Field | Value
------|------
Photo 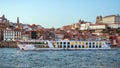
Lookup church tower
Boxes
[2,14,5,19]
[96,16,102,24]
[1,14,6,22]
[16,17,21,29]
[17,17,19,25]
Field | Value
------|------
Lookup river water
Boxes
[0,48,120,68]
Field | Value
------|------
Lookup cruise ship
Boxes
[17,40,111,50]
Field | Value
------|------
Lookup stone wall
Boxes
[0,41,17,48]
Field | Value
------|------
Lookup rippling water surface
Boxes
[0,48,120,68]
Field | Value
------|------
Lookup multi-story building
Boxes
[80,14,120,31]
[102,15,120,24]
[80,23,90,30]
[96,14,120,28]
[3,17,22,41]
[3,28,21,41]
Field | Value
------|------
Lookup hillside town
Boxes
[0,14,120,48]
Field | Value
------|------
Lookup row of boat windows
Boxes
[54,45,102,48]
[53,42,104,45]
[34,45,102,48]
[53,43,103,46]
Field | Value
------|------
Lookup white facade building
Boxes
[80,23,106,30]
[89,24,106,30]
[101,15,120,28]
[102,15,120,24]
[80,23,90,30]
[3,29,21,41]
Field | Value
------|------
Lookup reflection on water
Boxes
[0,48,120,68]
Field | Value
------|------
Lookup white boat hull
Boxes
[17,40,111,50]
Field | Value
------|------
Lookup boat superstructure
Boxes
[17,40,111,50]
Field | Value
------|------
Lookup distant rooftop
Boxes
[104,14,120,18]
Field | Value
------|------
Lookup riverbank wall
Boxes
[0,41,17,48]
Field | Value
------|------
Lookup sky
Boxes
[0,0,120,28]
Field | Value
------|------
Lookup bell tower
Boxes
[15,17,20,28]
[96,16,102,24]
[17,17,19,25]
